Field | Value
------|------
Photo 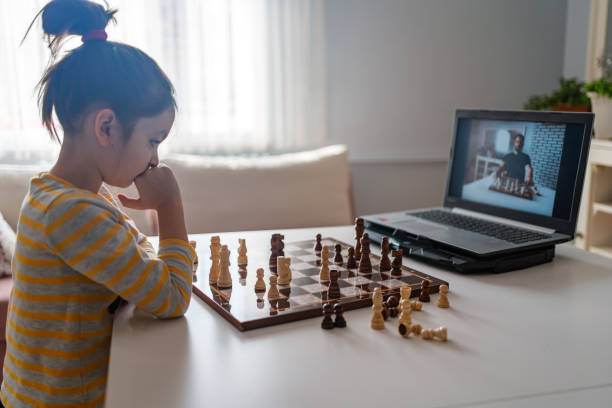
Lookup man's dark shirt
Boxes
[502,151,531,181]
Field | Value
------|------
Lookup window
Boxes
[0,0,326,164]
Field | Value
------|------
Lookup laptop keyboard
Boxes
[411,210,550,244]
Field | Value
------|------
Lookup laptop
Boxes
[363,109,594,258]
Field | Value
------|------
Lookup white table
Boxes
[105,226,612,408]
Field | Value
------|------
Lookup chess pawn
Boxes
[410,324,422,336]
[419,280,431,302]
[397,299,412,337]
[370,287,385,330]
[267,275,280,299]
[333,303,346,328]
[319,246,330,281]
[379,237,391,271]
[237,238,248,267]
[410,300,422,311]
[334,244,343,265]
[321,303,334,330]
[327,270,341,300]
[277,256,292,285]
[254,268,266,292]
[189,240,198,282]
[421,328,434,340]
[346,247,357,269]
[433,326,448,342]
[437,284,450,308]
[216,245,233,288]
[386,295,399,317]
[209,236,221,284]
[400,285,412,301]
[314,234,322,254]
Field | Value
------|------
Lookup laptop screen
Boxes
[445,110,593,234]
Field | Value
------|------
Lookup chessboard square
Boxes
[352,276,374,285]
[336,280,352,289]
[297,254,319,262]
[338,270,356,279]
[280,286,308,296]
[291,262,314,271]
[301,282,327,293]
[401,275,424,285]
[292,276,318,286]
[289,294,322,307]
[291,270,306,279]
[365,273,384,281]
[299,268,321,276]
[383,279,407,289]
[357,282,388,293]
[340,286,366,297]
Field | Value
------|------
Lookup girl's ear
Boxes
[93,108,119,147]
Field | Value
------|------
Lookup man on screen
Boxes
[494,132,534,186]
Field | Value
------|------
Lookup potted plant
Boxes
[523,77,591,112]
[585,54,612,139]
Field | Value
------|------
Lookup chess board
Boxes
[192,238,449,331]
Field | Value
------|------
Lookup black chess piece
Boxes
[346,247,357,269]
[314,234,322,253]
[333,303,346,328]
[321,303,334,329]
[358,233,372,273]
[354,218,365,259]
[379,237,391,271]
[334,244,343,264]
[419,280,431,302]
[387,295,399,317]
[391,249,403,276]
[327,270,341,300]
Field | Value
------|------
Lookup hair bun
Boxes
[41,0,116,36]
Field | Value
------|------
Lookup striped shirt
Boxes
[1,173,195,408]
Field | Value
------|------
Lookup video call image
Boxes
[460,119,565,216]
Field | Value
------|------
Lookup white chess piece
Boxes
[217,245,233,288]
[209,236,221,284]
[254,268,266,292]
[277,257,292,285]
[370,287,385,330]
[319,246,330,281]
[238,238,248,266]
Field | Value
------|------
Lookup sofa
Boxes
[0,144,354,378]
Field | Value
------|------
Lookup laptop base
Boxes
[365,226,555,274]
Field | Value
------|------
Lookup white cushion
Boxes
[162,144,353,234]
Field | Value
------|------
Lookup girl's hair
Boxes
[25,0,177,143]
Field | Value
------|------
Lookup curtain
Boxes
[0,0,326,164]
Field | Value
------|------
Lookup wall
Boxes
[324,0,569,216]
[564,0,591,80]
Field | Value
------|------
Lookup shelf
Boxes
[593,202,612,215]
[589,245,612,260]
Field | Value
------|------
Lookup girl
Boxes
[1,1,194,406]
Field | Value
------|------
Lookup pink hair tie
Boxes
[82,29,107,42]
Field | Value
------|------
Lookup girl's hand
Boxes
[118,164,182,211]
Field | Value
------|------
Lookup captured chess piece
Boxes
[379,237,391,271]
[334,244,343,265]
[267,275,280,299]
[397,298,412,337]
[319,246,330,281]
[327,270,341,300]
[354,217,365,260]
[254,268,266,292]
[419,280,431,302]
[209,236,221,284]
[400,323,422,338]
[321,303,334,330]
[421,328,434,340]
[385,295,399,317]
[189,240,198,282]
[346,247,357,269]
[400,285,411,302]
[333,303,346,328]
[391,249,403,277]
[237,238,248,267]
[410,300,423,311]
[370,287,385,330]
[314,234,322,254]
[432,326,448,341]
[217,245,233,288]
[277,256,292,285]
[437,284,450,308]
[358,233,372,273]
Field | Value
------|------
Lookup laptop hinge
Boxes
[451,208,556,235]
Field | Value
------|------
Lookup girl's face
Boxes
[106,109,175,187]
